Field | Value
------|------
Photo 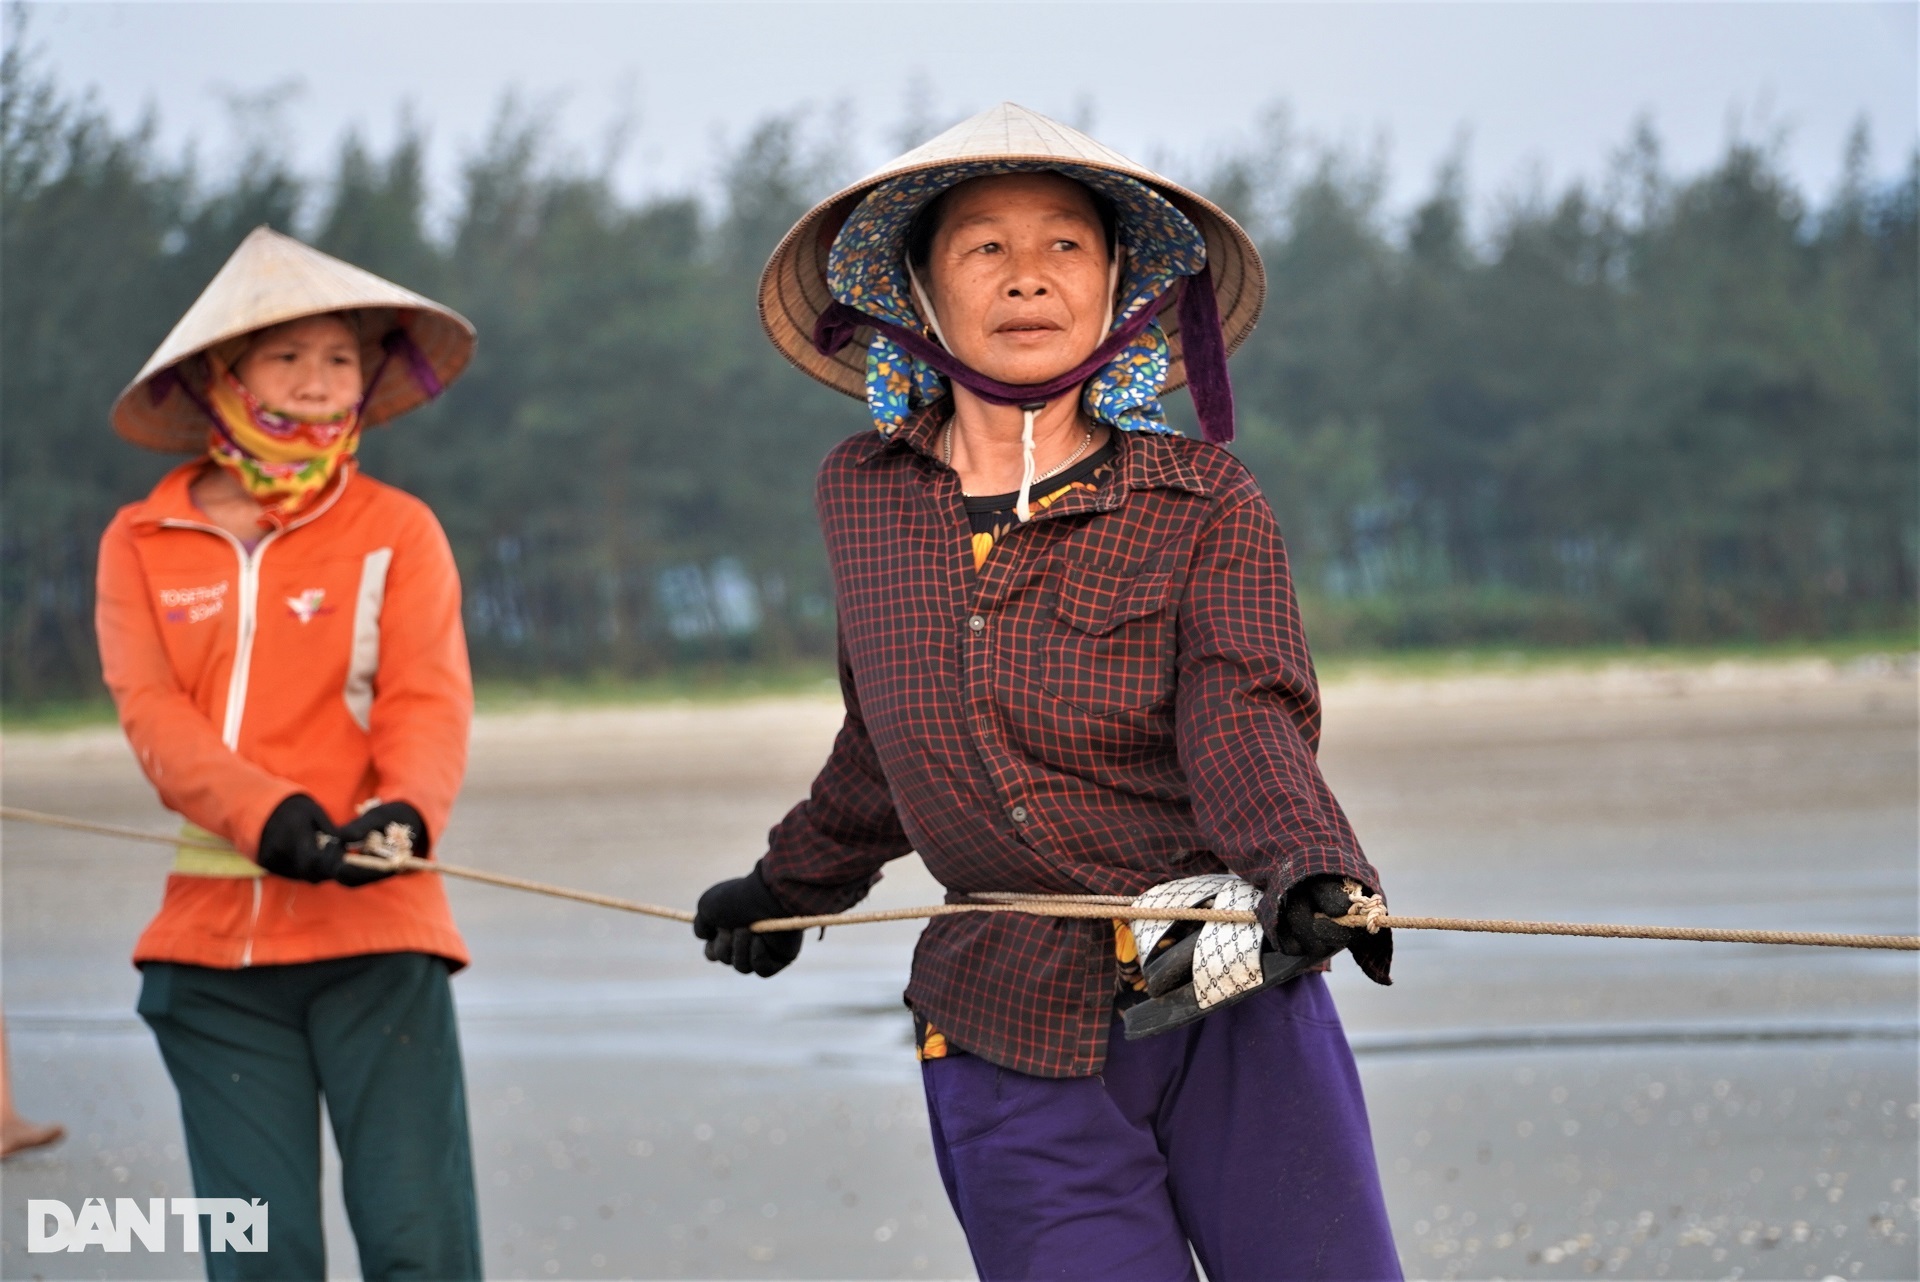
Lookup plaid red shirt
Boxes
[759,405,1385,1077]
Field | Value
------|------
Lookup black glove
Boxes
[333,801,429,887]
[692,867,802,977]
[256,794,343,883]
[1274,874,1393,986]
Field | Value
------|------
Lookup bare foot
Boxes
[0,1116,65,1159]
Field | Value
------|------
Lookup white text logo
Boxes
[159,581,228,624]
[27,1198,267,1253]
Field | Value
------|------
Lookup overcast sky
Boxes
[22,2,1918,229]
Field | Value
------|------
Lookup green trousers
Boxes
[139,952,482,1281]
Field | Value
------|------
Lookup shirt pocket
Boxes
[1039,564,1177,716]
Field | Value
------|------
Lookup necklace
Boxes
[944,422,1098,491]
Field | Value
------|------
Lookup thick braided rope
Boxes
[5,806,1916,951]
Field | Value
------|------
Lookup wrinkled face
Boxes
[921,173,1113,387]
[232,314,363,419]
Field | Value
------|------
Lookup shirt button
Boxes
[1009,804,1029,824]
[968,614,986,633]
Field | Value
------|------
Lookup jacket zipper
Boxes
[155,475,349,968]
[160,520,279,965]
[228,536,274,968]
[222,532,276,750]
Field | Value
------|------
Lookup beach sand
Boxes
[3,658,1914,1279]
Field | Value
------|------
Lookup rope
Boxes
[751,900,1265,933]
[0,806,694,924]
[1321,915,1920,950]
[5,805,1917,951]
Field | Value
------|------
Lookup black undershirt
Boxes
[962,438,1118,535]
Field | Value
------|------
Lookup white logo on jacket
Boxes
[285,588,328,623]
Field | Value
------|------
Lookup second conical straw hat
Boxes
[759,102,1265,403]
[111,226,476,452]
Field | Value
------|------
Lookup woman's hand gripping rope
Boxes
[1116,875,1391,1039]
[338,818,425,876]
[690,869,805,977]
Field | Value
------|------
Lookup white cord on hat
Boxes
[1102,246,1123,337]
[1016,401,1045,523]
[1022,250,1117,523]
[905,259,953,351]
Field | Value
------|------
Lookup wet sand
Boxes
[3,658,1915,1280]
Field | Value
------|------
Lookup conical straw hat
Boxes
[111,226,476,452]
[759,102,1265,403]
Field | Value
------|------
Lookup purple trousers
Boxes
[921,973,1402,1282]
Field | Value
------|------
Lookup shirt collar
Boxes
[896,400,952,462]
[128,457,356,532]
[127,460,220,529]
[1116,430,1211,499]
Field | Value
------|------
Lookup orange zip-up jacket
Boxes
[96,459,471,969]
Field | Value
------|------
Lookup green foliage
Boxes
[2,41,1913,705]
[1221,111,1916,650]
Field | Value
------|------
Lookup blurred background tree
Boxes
[3,40,1913,705]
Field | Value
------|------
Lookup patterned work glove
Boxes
[692,867,803,977]
[1273,873,1393,986]
[333,801,429,887]
[1120,874,1322,1039]
[255,794,343,883]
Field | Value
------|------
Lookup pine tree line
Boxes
[3,47,1913,703]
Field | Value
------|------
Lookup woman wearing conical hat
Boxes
[97,227,481,1279]
[693,105,1402,1278]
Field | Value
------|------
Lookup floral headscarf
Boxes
[823,161,1208,437]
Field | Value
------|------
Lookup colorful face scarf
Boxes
[204,350,362,522]
[816,161,1212,439]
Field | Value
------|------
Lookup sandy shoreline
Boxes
[3,654,1914,1279]
[9,653,1912,757]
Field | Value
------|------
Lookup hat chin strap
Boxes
[904,261,954,353]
